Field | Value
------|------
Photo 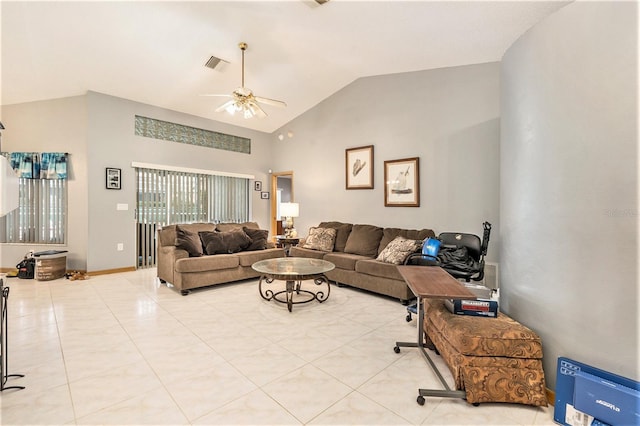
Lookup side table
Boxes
[275,236,300,256]
[393,265,475,405]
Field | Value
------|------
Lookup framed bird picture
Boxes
[345,145,374,190]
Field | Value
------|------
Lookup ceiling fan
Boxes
[202,42,287,119]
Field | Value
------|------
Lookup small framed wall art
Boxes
[261,191,270,199]
[384,157,419,207]
[106,167,121,190]
[345,145,374,189]
[254,181,262,191]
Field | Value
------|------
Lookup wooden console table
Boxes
[394,265,475,405]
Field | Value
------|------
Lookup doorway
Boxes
[270,171,294,237]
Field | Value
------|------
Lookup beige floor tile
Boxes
[193,389,301,425]
[261,364,353,424]
[2,270,554,425]
[75,387,190,425]
[309,391,412,425]
[165,362,257,421]
[67,360,164,418]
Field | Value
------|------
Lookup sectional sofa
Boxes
[157,221,285,295]
[289,221,436,303]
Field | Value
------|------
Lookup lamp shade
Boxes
[0,156,19,216]
[280,202,299,218]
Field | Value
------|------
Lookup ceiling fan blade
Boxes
[215,99,236,113]
[248,101,267,118]
[255,96,287,108]
[200,94,232,98]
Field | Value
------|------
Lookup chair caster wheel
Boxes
[180,290,189,296]
[435,349,440,355]
[472,402,480,407]
[406,314,412,322]
[417,395,425,405]
[393,346,400,354]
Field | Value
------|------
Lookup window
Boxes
[136,168,250,225]
[135,165,250,268]
[0,178,67,244]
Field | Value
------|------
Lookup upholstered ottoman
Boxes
[423,299,548,406]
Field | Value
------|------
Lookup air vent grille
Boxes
[205,56,226,70]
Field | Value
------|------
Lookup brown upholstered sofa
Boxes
[289,221,435,303]
[157,222,285,295]
[423,298,548,406]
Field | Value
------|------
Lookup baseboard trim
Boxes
[1,266,137,276]
[546,387,555,406]
[87,267,137,276]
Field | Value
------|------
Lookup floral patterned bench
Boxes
[423,298,548,406]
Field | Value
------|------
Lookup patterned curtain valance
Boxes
[1,152,68,179]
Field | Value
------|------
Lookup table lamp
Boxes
[280,202,299,238]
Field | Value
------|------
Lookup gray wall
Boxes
[501,1,638,387]
[84,92,275,272]
[1,96,89,271]
[1,92,276,271]
[272,62,501,262]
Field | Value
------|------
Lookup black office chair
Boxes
[438,221,491,282]
[403,222,491,321]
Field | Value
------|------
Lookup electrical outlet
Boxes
[117,243,124,251]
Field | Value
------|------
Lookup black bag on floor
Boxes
[16,257,35,279]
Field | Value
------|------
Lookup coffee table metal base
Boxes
[259,275,330,312]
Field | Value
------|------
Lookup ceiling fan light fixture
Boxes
[204,42,286,120]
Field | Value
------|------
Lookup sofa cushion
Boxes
[236,248,286,267]
[343,224,383,257]
[378,227,436,255]
[355,258,405,280]
[175,254,239,273]
[216,221,260,232]
[323,252,369,271]
[303,227,337,252]
[289,246,326,259]
[175,225,205,257]
[376,236,421,265]
[243,227,269,251]
[200,229,252,255]
[318,221,353,252]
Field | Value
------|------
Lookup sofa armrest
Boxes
[157,245,188,284]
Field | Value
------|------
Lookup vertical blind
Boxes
[135,166,250,268]
[1,178,67,244]
[135,167,250,226]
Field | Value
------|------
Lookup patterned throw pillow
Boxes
[376,236,422,265]
[302,227,337,252]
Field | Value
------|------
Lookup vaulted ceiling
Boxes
[1,1,570,133]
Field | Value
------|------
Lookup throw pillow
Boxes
[343,224,383,257]
[198,231,226,255]
[376,236,422,265]
[243,227,269,251]
[303,227,337,252]
[199,229,252,255]
[175,225,204,257]
[318,221,353,252]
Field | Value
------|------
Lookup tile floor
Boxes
[1,269,556,425]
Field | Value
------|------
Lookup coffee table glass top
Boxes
[252,257,334,277]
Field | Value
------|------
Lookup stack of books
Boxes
[444,298,499,318]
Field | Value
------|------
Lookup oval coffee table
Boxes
[252,258,335,312]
